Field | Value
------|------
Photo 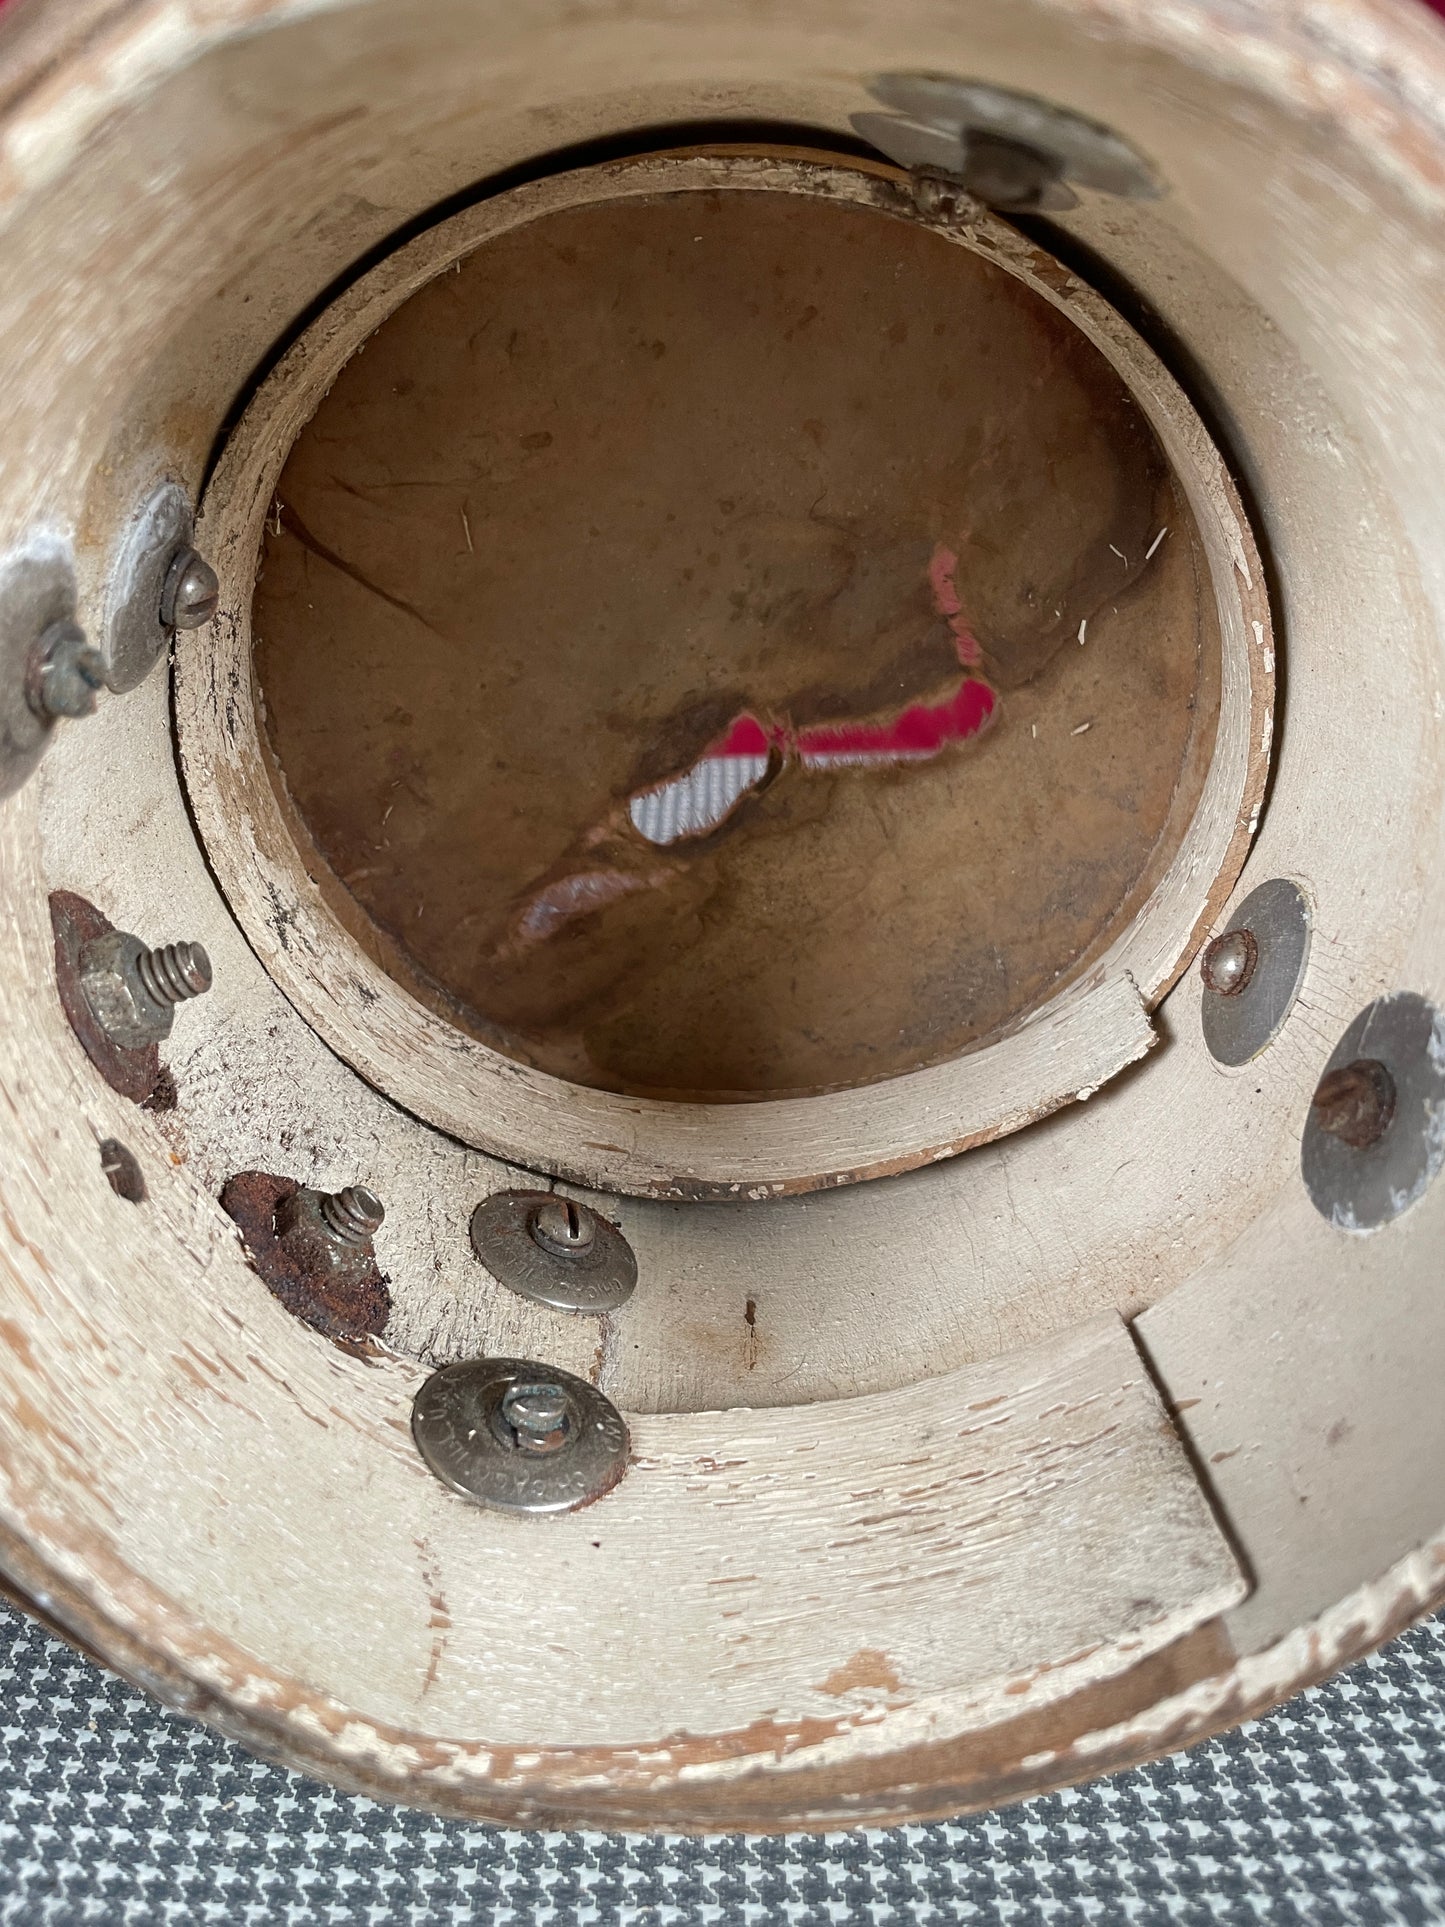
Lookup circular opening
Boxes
[251,155,1222,1103]
[185,151,1268,1194]
[7,0,1439,1829]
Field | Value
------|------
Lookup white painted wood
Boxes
[0,0,1439,1832]
[0,1031,1246,1750]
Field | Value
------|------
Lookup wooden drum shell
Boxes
[0,0,1440,1831]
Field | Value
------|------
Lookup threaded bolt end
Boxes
[135,941,212,1009]
[318,1185,385,1246]
[28,620,104,721]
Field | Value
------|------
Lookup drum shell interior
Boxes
[0,0,1440,1831]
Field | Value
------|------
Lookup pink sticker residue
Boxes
[710,543,992,766]
[927,543,983,667]
[629,543,996,843]
[706,675,995,772]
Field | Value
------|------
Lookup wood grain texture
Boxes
[0,0,1440,1836]
[0,1019,1247,1766]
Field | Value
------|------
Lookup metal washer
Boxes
[0,544,80,799]
[853,74,1163,206]
[1201,877,1312,1068]
[411,1356,629,1515]
[102,481,193,694]
[1302,991,1445,1232]
[470,1189,637,1313]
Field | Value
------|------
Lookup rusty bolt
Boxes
[270,1183,385,1295]
[500,1380,572,1455]
[1201,927,1258,997]
[159,546,220,630]
[79,930,212,1050]
[530,1196,598,1258]
[27,619,105,721]
[1311,1058,1397,1151]
[276,1183,384,1254]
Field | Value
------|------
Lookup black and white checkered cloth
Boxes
[0,1598,1441,1924]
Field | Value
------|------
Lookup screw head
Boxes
[1201,880,1312,1067]
[530,1196,598,1257]
[1201,927,1258,997]
[28,620,104,721]
[1302,993,1445,1230]
[160,547,220,630]
[99,1137,146,1204]
[471,1190,637,1313]
[412,1357,629,1514]
[500,1381,572,1453]
[1311,1058,1397,1151]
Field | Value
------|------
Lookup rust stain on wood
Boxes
[219,1170,391,1351]
[48,890,163,1106]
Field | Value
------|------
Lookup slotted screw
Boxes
[500,1380,572,1453]
[530,1196,598,1258]
[159,546,220,630]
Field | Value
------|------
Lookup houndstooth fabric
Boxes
[0,1598,1442,1925]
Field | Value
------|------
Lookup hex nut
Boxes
[77,932,211,1051]
[220,1169,392,1346]
[79,931,175,1050]
[28,619,104,721]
